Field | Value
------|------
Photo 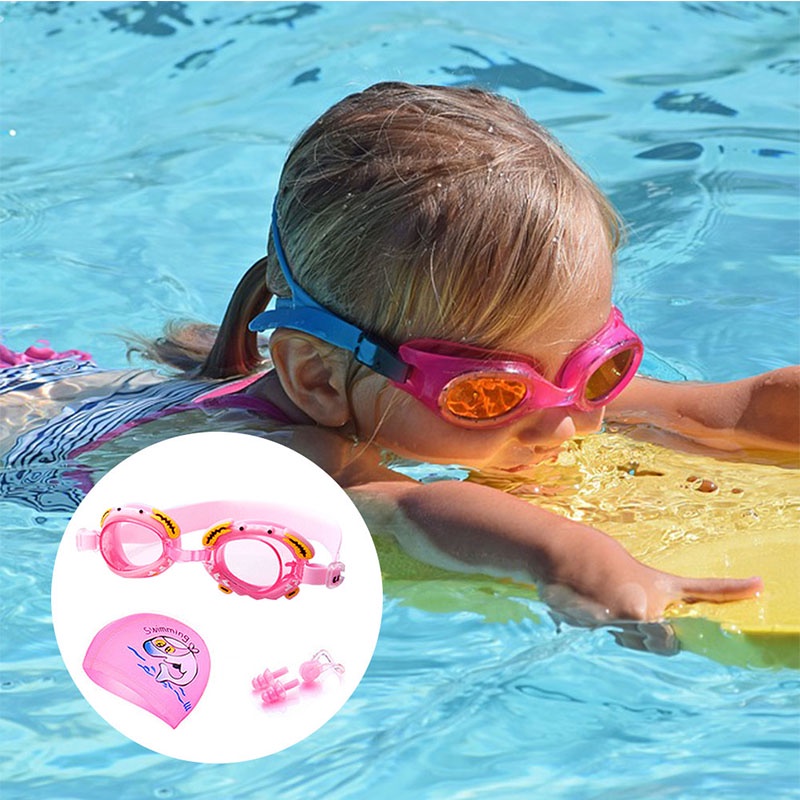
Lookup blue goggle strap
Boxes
[248,204,410,384]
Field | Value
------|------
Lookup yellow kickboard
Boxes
[521,431,799,668]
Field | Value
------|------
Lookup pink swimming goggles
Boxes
[249,203,644,428]
[394,307,643,426]
[77,501,345,600]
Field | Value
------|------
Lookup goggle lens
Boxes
[217,539,282,588]
[584,348,636,404]
[103,522,164,570]
[442,374,528,421]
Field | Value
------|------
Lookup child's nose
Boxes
[573,405,605,435]
[517,405,603,446]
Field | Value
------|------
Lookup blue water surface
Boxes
[1,2,799,799]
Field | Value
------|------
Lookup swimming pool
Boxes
[2,1,799,797]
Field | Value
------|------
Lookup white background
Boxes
[51,432,383,763]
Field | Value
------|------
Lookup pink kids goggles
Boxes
[394,307,643,426]
[249,203,643,428]
[77,501,345,600]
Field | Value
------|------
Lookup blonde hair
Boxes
[270,83,620,346]
[140,82,621,378]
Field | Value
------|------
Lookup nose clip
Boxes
[298,649,345,682]
[253,650,344,706]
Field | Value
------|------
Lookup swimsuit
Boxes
[1,350,291,513]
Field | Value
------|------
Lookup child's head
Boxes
[267,81,621,351]
[205,82,630,472]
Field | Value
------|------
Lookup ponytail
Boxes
[126,257,271,379]
[198,256,271,379]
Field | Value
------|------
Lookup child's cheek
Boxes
[351,376,403,436]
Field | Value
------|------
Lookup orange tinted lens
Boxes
[442,375,528,420]
[585,349,635,402]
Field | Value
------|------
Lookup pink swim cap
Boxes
[83,613,210,729]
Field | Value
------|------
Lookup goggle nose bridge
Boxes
[174,548,209,563]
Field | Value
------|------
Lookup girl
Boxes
[3,82,797,624]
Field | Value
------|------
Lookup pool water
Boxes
[2,2,799,798]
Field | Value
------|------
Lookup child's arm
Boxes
[607,367,800,453]
[277,421,761,624]
[347,478,761,624]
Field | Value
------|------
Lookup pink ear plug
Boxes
[254,650,344,706]
[251,666,289,691]
[260,676,301,703]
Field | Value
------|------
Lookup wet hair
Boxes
[136,82,621,378]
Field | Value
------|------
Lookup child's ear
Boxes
[268,331,352,427]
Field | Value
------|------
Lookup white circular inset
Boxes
[52,432,383,763]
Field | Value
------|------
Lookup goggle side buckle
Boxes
[76,529,100,551]
[326,562,345,588]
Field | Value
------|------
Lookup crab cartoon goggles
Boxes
[76,501,344,600]
[248,203,643,428]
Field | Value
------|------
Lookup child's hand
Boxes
[540,557,763,627]
[545,566,762,655]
